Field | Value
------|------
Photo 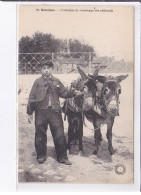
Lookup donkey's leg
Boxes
[67,116,75,153]
[99,129,103,141]
[74,121,79,145]
[93,121,101,155]
[78,117,83,155]
[107,117,115,155]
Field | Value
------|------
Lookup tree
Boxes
[19,32,95,54]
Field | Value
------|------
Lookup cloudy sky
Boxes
[18,5,134,62]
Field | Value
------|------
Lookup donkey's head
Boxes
[76,65,128,116]
[102,75,128,116]
[76,65,98,95]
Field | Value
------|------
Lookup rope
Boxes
[83,116,105,131]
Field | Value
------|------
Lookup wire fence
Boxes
[18,52,133,74]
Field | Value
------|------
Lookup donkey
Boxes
[62,74,86,155]
[85,75,128,155]
[62,66,102,155]
[63,66,128,155]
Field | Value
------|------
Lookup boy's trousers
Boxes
[35,107,68,161]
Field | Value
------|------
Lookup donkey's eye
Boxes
[104,88,109,94]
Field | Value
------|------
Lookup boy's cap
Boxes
[40,61,54,68]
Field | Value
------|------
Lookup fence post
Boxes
[25,63,27,75]
[52,53,54,63]
[89,52,92,73]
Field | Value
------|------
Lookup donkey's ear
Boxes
[93,69,98,77]
[115,74,128,83]
[77,65,88,80]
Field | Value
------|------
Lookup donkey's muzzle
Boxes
[107,100,118,115]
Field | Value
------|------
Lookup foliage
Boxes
[19,32,95,53]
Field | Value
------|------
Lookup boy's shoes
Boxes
[37,156,47,164]
[37,156,71,165]
[58,159,72,165]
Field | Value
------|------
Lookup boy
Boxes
[27,61,82,165]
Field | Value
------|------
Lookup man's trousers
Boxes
[34,107,68,161]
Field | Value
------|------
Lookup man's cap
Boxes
[40,61,54,68]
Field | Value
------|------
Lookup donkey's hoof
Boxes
[78,150,83,156]
[108,148,115,155]
[93,150,98,155]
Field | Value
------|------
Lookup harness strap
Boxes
[65,97,105,131]
[83,116,105,131]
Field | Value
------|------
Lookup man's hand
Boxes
[28,114,33,124]
[75,90,84,97]
[70,87,83,97]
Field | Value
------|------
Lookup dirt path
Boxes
[18,74,133,183]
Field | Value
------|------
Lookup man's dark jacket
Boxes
[27,75,76,115]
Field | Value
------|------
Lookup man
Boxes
[27,61,82,165]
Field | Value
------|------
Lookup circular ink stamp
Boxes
[115,164,126,175]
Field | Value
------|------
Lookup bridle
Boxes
[101,79,120,115]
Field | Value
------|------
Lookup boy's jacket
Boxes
[27,75,76,115]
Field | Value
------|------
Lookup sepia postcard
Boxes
[18,5,134,184]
